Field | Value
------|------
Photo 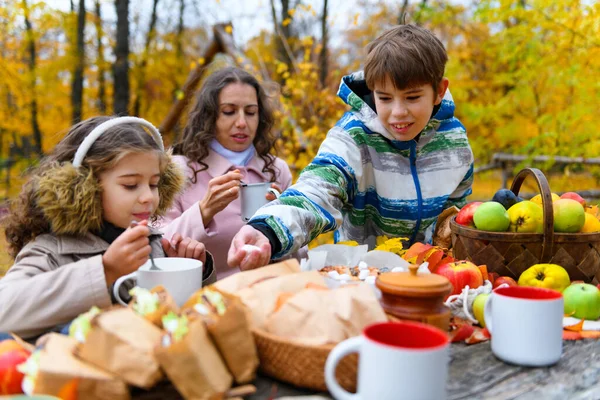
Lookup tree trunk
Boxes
[71,0,85,123]
[133,0,159,117]
[22,0,42,155]
[319,0,328,88]
[95,0,106,114]
[113,0,130,115]
[398,0,409,24]
[269,0,292,70]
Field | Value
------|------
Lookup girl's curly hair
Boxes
[172,66,279,182]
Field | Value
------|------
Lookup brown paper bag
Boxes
[155,317,233,400]
[235,270,327,329]
[75,307,163,389]
[129,285,179,327]
[214,258,300,294]
[265,284,387,345]
[30,334,130,400]
[433,206,459,249]
[182,288,259,384]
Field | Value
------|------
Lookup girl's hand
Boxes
[103,221,151,286]
[161,233,207,264]
[266,183,282,201]
[199,169,244,225]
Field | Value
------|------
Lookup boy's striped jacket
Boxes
[249,71,474,258]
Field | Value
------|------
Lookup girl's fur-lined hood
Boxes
[35,154,185,236]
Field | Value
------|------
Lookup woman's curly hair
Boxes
[172,66,279,182]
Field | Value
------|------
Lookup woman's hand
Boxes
[199,169,244,225]
[266,183,282,201]
[227,225,272,270]
[103,220,151,286]
[161,233,207,264]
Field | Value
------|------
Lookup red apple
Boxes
[436,260,484,296]
[455,202,483,227]
[493,276,518,289]
[487,272,499,286]
[560,192,586,207]
[0,347,29,394]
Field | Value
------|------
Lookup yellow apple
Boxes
[507,201,543,233]
[530,193,560,207]
[472,293,490,328]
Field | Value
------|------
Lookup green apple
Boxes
[553,199,585,233]
[473,202,510,232]
[472,293,490,328]
[507,201,543,233]
[563,283,600,320]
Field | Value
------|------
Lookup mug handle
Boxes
[112,271,137,306]
[484,294,493,334]
[325,336,362,400]
[267,187,280,199]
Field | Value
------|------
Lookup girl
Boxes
[0,116,214,339]
[160,67,293,279]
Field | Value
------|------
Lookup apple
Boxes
[560,192,586,207]
[487,272,500,286]
[530,193,560,207]
[0,344,29,394]
[518,263,571,292]
[553,198,585,233]
[507,201,543,233]
[436,260,484,296]
[473,202,510,232]
[455,202,483,227]
[472,293,490,327]
[581,213,600,233]
[563,283,600,320]
[493,276,518,288]
[492,189,522,210]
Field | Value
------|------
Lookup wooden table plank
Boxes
[133,339,600,399]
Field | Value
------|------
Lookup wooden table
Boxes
[133,339,600,399]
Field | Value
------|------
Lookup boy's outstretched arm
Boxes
[229,128,360,268]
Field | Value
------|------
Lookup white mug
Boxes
[484,285,563,367]
[113,257,203,307]
[240,182,280,222]
[325,321,450,400]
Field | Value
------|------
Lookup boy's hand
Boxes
[199,169,244,225]
[227,225,272,271]
[103,220,151,286]
[161,233,206,264]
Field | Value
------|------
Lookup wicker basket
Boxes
[252,328,358,392]
[450,168,600,284]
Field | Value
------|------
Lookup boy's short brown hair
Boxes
[364,24,448,91]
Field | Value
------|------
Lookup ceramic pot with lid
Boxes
[376,264,453,331]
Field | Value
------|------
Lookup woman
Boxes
[160,67,292,279]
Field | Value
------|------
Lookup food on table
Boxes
[553,198,586,233]
[435,260,483,296]
[68,306,101,343]
[473,201,510,232]
[182,287,259,384]
[319,261,385,284]
[507,201,543,233]
[518,263,570,292]
[0,339,30,394]
[563,283,600,320]
[161,312,190,347]
[129,285,179,328]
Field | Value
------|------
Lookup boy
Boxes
[228,24,474,270]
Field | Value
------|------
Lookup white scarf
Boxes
[209,139,255,166]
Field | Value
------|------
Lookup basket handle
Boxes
[509,167,554,261]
